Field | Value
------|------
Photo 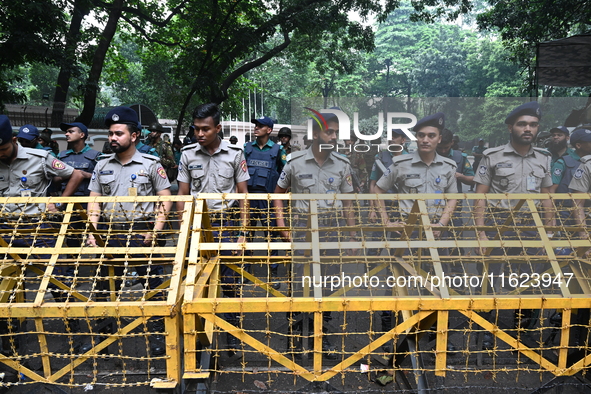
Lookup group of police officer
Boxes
[2,100,591,357]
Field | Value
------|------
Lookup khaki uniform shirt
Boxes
[376,151,458,219]
[88,150,171,221]
[276,148,354,212]
[177,139,249,212]
[473,142,552,209]
[568,155,591,192]
[0,147,74,215]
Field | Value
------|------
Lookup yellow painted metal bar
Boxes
[417,199,448,299]
[163,315,180,388]
[558,308,571,370]
[225,263,286,297]
[166,198,193,306]
[526,199,570,297]
[201,314,316,381]
[314,311,322,376]
[435,310,449,376]
[460,309,559,373]
[0,353,47,382]
[49,316,146,383]
[316,310,432,381]
[309,200,322,300]
[34,317,51,378]
[185,297,591,314]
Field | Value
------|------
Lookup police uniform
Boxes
[376,151,458,220]
[244,138,286,266]
[473,142,552,208]
[89,150,170,221]
[177,139,249,212]
[0,147,74,215]
[568,156,591,193]
[177,136,249,324]
[59,145,101,196]
[277,148,354,212]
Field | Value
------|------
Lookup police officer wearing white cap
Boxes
[86,106,172,356]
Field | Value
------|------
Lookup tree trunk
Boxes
[51,0,90,127]
[77,0,124,126]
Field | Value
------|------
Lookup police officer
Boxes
[229,135,238,145]
[176,103,250,351]
[16,124,56,157]
[547,126,574,164]
[277,127,292,155]
[367,129,408,256]
[470,139,486,191]
[58,122,101,197]
[568,126,591,234]
[86,106,172,356]
[473,102,553,346]
[375,113,458,233]
[473,101,553,254]
[0,115,85,354]
[244,116,286,288]
[273,111,357,359]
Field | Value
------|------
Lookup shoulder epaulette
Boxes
[483,145,504,155]
[331,151,350,164]
[392,154,413,165]
[96,153,114,161]
[441,156,458,168]
[181,143,199,151]
[533,147,551,156]
[26,148,50,158]
[290,150,308,161]
[580,155,591,163]
[139,153,160,161]
[228,144,242,150]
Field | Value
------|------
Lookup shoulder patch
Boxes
[51,159,66,170]
[574,167,584,180]
[553,168,562,176]
[478,165,487,175]
[157,166,167,179]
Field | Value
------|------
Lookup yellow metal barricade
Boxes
[182,193,591,393]
[0,196,192,391]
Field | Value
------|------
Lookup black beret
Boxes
[505,102,541,125]
[414,112,445,132]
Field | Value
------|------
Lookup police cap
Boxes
[505,101,541,125]
[569,127,591,145]
[414,113,445,133]
[392,128,406,136]
[0,115,13,145]
[17,124,40,141]
[549,126,569,136]
[60,122,88,137]
[105,106,140,127]
[251,116,274,129]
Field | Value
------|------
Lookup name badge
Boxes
[298,174,313,179]
[188,164,203,170]
[100,170,114,175]
[526,175,538,191]
[406,174,420,178]
[248,159,271,168]
[496,163,513,168]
